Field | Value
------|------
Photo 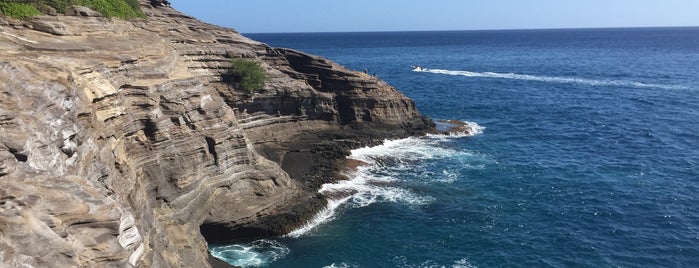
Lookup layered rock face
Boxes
[0,2,432,267]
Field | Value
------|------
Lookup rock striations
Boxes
[0,1,433,267]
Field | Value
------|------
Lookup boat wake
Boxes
[414,67,688,90]
[287,121,485,238]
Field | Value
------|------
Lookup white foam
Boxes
[409,258,478,268]
[395,257,478,268]
[323,262,354,268]
[437,169,459,184]
[286,196,351,238]
[209,239,289,267]
[287,126,486,237]
[415,68,688,90]
[452,258,478,268]
[432,121,485,139]
[287,169,434,237]
[320,173,434,208]
[350,136,468,165]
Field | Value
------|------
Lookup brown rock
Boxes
[0,1,434,267]
[30,18,71,36]
[67,6,101,17]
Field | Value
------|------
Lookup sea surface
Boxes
[211,28,699,267]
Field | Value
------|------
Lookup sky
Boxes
[170,0,699,33]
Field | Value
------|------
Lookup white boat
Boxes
[411,65,427,72]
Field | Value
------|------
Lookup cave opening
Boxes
[200,223,275,245]
[8,148,27,162]
[205,137,218,166]
[141,119,158,141]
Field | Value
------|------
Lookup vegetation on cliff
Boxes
[0,2,40,19]
[228,58,268,93]
[0,0,144,19]
[75,0,144,18]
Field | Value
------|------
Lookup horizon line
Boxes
[241,25,699,35]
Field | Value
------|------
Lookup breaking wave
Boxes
[415,68,688,90]
[286,196,352,238]
[211,122,485,266]
[287,121,484,237]
[433,120,485,138]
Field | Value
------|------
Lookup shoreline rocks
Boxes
[0,1,434,267]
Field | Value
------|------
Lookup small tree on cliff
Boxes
[228,58,267,94]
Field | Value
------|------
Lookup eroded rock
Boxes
[0,1,433,267]
[68,6,101,17]
[30,18,71,35]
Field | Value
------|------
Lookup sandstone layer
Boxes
[0,1,432,267]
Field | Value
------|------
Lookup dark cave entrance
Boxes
[200,223,277,244]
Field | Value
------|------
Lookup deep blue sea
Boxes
[212,28,699,267]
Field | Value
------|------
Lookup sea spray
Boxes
[286,121,485,237]
[209,240,289,267]
[211,121,485,266]
[285,196,352,238]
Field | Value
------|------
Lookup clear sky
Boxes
[170,0,699,33]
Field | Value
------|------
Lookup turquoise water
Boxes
[212,28,699,267]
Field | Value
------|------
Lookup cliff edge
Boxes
[0,1,432,267]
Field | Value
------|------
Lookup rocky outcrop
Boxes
[0,1,432,267]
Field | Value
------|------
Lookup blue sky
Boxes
[170,0,699,33]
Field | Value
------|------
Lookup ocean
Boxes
[211,28,699,267]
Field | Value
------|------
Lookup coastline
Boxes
[206,120,484,265]
[0,2,435,267]
[210,26,699,268]
[209,253,238,268]
[206,131,426,266]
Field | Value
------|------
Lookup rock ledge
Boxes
[0,1,433,267]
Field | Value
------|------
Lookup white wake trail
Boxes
[415,68,688,90]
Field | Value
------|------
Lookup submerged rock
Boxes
[0,1,433,267]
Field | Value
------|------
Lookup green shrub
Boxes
[41,0,74,14]
[0,0,76,15]
[123,0,139,10]
[75,0,145,19]
[229,59,268,93]
[0,0,145,19]
[0,2,41,19]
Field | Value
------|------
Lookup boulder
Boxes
[45,6,58,16]
[67,6,101,17]
[30,19,71,35]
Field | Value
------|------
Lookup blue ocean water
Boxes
[212,28,699,267]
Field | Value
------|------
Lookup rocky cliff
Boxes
[0,1,432,267]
